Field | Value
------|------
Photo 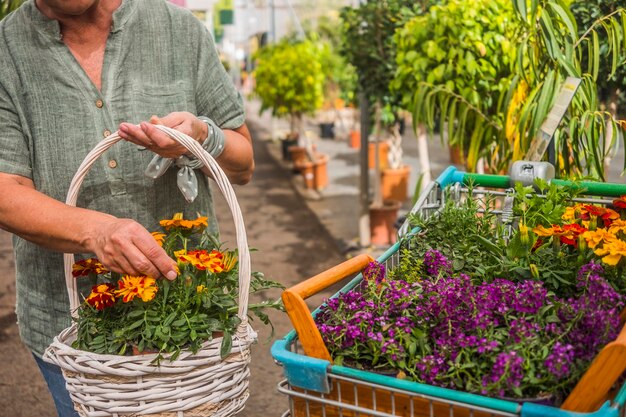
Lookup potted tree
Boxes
[340,0,433,244]
[254,38,330,189]
[393,0,517,174]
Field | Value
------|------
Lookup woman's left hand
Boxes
[118,112,208,159]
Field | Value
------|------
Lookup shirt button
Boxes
[103,129,111,137]
[95,99,103,108]
[108,159,118,169]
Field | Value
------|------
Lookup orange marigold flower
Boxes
[583,205,620,227]
[72,258,108,278]
[560,223,587,246]
[613,196,626,210]
[151,232,166,247]
[583,228,617,249]
[160,213,209,231]
[85,283,116,310]
[116,275,158,303]
[532,224,562,237]
[595,239,626,266]
[178,249,226,273]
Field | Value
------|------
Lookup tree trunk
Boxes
[416,124,432,197]
[604,88,621,175]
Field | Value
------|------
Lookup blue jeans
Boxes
[34,355,80,417]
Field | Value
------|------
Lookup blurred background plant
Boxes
[253,38,325,154]
[393,0,517,173]
[508,0,626,180]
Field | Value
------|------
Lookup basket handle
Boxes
[560,322,626,412]
[63,126,251,322]
[282,254,374,362]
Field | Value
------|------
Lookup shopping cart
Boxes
[271,165,626,417]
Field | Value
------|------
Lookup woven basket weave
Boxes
[43,126,256,416]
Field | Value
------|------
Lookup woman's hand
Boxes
[118,112,208,159]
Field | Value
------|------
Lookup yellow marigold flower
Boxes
[85,283,116,310]
[72,258,108,278]
[197,285,207,293]
[222,252,238,272]
[609,219,626,235]
[562,204,587,222]
[116,275,158,303]
[583,228,616,249]
[595,239,626,266]
[151,232,166,247]
[160,213,208,231]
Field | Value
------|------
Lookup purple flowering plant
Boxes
[315,254,623,401]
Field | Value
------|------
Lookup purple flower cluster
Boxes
[315,255,624,400]
[423,249,451,277]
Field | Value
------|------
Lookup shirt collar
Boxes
[25,0,136,41]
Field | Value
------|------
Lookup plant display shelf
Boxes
[271,166,626,417]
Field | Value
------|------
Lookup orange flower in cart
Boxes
[613,196,626,210]
[583,228,617,249]
[72,258,108,277]
[560,224,588,246]
[594,239,626,266]
[159,212,208,231]
[584,205,619,228]
[532,224,563,237]
[85,283,116,310]
[116,275,158,302]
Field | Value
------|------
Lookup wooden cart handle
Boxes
[282,254,374,362]
[561,321,626,412]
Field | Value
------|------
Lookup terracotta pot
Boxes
[288,146,308,167]
[381,165,411,202]
[313,154,329,190]
[369,200,401,246]
[368,141,389,170]
[295,154,329,190]
[349,130,361,149]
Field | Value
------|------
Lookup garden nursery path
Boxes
[0,129,345,416]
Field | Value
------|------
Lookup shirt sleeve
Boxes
[192,22,245,130]
[0,78,32,179]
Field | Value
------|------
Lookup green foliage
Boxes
[392,0,517,171]
[254,39,325,121]
[73,219,283,361]
[571,0,626,114]
[339,0,434,125]
[510,1,626,179]
[0,0,23,20]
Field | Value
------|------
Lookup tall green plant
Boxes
[253,39,325,144]
[509,0,626,179]
[340,0,435,193]
[571,1,626,115]
[392,0,518,172]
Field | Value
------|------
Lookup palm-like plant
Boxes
[510,0,626,179]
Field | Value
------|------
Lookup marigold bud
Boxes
[529,264,539,279]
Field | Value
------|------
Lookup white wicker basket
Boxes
[43,126,256,416]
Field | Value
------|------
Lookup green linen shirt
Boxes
[0,0,245,356]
